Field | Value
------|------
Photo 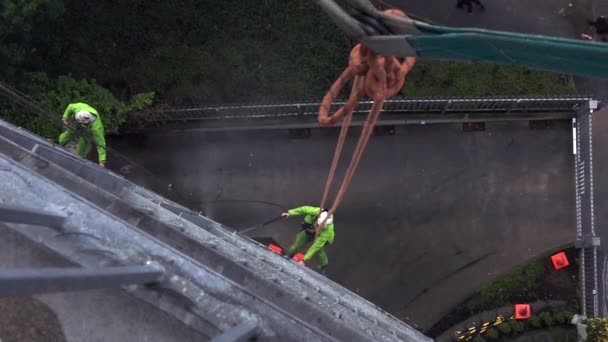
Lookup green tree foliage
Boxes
[0,0,65,80]
[0,0,579,144]
[1,0,576,110]
[1,72,153,139]
[116,0,350,104]
[586,318,608,342]
[1,0,64,32]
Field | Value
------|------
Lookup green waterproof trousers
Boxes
[58,130,93,159]
[288,230,328,267]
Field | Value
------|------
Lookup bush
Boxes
[1,72,154,139]
[529,315,543,328]
[465,259,546,311]
[472,335,486,342]
[554,311,574,325]
[459,311,575,342]
[539,311,555,327]
[485,328,499,340]
[523,259,546,286]
[509,320,525,335]
[586,318,608,342]
[497,322,512,335]
[403,61,576,97]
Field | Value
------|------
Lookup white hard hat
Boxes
[75,110,95,124]
[317,211,333,227]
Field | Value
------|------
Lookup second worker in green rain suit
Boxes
[281,206,335,275]
[58,102,107,167]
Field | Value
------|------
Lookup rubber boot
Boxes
[319,266,328,277]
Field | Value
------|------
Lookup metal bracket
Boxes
[0,205,66,228]
[0,266,164,297]
[576,100,599,117]
[575,236,601,248]
[210,320,258,342]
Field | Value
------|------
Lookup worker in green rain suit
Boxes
[58,102,107,167]
[281,206,335,275]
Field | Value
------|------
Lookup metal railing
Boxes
[574,101,601,318]
[132,96,592,124]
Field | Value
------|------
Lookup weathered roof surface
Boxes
[0,119,430,341]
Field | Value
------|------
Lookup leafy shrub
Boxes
[403,61,575,97]
[472,335,486,342]
[529,315,543,328]
[586,318,608,342]
[465,259,546,312]
[497,322,512,335]
[485,328,499,340]
[509,320,525,335]
[539,311,555,327]
[554,311,574,325]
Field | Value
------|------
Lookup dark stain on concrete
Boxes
[404,251,496,306]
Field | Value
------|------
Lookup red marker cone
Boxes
[551,252,569,270]
[515,304,531,320]
[268,243,283,254]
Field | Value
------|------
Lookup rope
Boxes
[319,76,361,209]
[316,9,416,235]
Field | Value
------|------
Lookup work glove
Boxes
[281,212,289,218]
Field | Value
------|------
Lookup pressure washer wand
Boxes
[238,215,285,235]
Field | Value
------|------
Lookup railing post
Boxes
[0,205,66,228]
[441,99,452,114]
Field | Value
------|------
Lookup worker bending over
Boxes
[58,102,107,167]
[281,206,335,275]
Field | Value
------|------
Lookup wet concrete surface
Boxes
[112,120,575,330]
[0,297,66,342]
[0,224,203,342]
